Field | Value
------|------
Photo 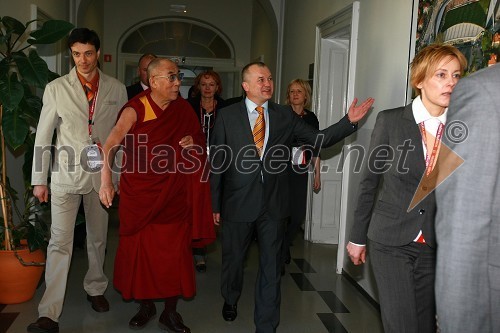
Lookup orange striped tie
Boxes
[253,106,265,156]
[84,82,94,105]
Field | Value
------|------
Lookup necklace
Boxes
[200,99,217,133]
[295,109,306,118]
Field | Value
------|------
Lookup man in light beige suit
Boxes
[28,28,127,333]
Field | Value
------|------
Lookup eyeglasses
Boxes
[154,73,185,82]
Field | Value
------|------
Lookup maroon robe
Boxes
[113,91,214,299]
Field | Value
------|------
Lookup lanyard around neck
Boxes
[419,121,444,176]
[87,83,99,138]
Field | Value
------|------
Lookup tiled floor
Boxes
[1,213,383,333]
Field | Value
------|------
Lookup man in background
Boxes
[435,63,500,332]
[126,53,157,99]
[28,28,127,333]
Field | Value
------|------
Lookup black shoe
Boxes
[129,301,156,329]
[222,302,237,321]
[158,311,191,332]
[27,317,59,333]
[195,261,207,273]
[86,294,110,312]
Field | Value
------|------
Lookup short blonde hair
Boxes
[410,44,467,96]
[285,79,312,109]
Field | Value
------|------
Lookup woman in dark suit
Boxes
[282,79,321,270]
[188,70,225,272]
[346,44,467,333]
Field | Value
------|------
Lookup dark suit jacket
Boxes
[126,82,144,100]
[349,103,437,247]
[210,100,356,223]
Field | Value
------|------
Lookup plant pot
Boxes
[0,242,45,304]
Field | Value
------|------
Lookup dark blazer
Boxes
[187,94,226,114]
[349,103,437,247]
[210,100,356,223]
[126,82,144,100]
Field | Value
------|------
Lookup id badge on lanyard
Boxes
[85,141,103,171]
[85,88,102,171]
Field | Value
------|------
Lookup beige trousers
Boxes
[38,189,109,321]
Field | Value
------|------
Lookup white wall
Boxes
[0,0,68,23]
[281,0,415,300]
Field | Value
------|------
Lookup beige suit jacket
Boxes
[32,67,127,194]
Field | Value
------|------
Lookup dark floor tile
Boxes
[317,313,348,333]
[293,258,316,273]
[342,270,381,312]
[318,291,349,313]
[0,312,19,333]
[289,273,316,291]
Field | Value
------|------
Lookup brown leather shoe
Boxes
[158,311,191,332]
[129,301,156,329]
[86,294,110,312]
[27,317,59,333]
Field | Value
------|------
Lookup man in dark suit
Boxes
[126,53,156,100]
[210,61,374,333]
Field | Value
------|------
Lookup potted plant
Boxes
[0,15,74,304]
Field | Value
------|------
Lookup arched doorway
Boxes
[117,17,238,98]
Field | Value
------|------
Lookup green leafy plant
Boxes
[0,16,74,252]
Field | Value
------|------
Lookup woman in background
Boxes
[188,70,225,272]
[346,44,467,332]
[282,79,321,272]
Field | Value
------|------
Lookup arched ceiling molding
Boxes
[254,0,281,100]
[256,0,278,35]
[75,0,86,26]
[118,17,235,60]
[76,0,96,27]
[267,0,281,24]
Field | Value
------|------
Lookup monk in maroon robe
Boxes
[99,58,214,333]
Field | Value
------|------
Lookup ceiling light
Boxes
[170,4,187,13]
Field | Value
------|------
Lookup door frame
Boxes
[306,1,360,273]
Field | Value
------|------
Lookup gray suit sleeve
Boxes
[349,111,389,244]
[435,66,500,332]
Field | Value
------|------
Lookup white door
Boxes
[305,2,360,248]
[308,38,349,244]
